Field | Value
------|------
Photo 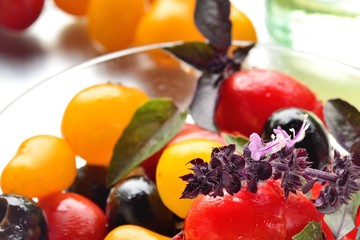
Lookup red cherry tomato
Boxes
[0,0,44,30]
[215,69,324,137]
[38,192,107,240]
[141,123,225,182]
[183,180,322,240]
[283,191,322,239]
[184,180,287,240]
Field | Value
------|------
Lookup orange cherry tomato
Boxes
[53,0,90,16]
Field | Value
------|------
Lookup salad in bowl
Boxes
[0,0,360,239]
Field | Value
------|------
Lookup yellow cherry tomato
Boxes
[1,135,77,198]
[53,0,90,16]
[156,138,222,218]
[134,1,257,46]
[104,224,170,240]
[86,0,147,52]
[61,83,149,166]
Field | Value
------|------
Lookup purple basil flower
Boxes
[248,114,310,161]
[180,115,360,214]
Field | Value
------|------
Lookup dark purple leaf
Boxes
[248,178,258,193]
[257,161,272,180]
[222,171,232,186]
[351,140,360,166]
[324,99,360,152]
[190,72,223,132]
[164,42,229,73]
[194,0,231,53]
[179,173,194,182]
[302,179,317,194]
[232,43,256,70]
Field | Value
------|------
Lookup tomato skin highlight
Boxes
[215,69,324,137]
[0,0,44,30]
[38,192,107,240]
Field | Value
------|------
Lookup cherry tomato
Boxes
[141,123,224,182]
[104,224,170,240]
[283,191,322,239]
[215,69,324,137]
[38,192,107,240]
[183,180,322,240]
[184,180,287,240]
[0,0,44,30]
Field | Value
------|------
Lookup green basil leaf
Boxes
[292,221,323,240]
[324,99,360,152]
[223,133,248,152]
[106,98,187,187]
[324,192,360,239]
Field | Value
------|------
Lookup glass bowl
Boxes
[0,40,359,177]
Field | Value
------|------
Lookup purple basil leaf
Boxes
[164,41,229,73]
[302,179,317,194]
[194,0,232,53]
[190,72,223,132]
[232,43,256,70]
[324,192,360,239]
[351,140,360,166]
[324,99,360,152]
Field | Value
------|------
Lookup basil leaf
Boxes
[324,99,360,152]
[164,42,229,73]
[189,72,222,132]
[232,43,256,70]
[351,140,360,166]
[106,98,187,187]
[223,133,248,152]
[194,0,232,53]
[324,192,360,239]
[292,221,323,240]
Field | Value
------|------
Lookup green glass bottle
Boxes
[265,0,360,67]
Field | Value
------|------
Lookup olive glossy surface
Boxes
[106,175,177,236]
[0,194,48,240]
[68,164,109,211]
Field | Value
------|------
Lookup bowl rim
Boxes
[1,40,359,116]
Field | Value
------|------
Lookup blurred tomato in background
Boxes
[0,0,45,30]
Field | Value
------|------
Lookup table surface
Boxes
[0,0,267,112]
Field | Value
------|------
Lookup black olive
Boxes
[0,194,48,240]
[262,108,331,169]
[106,175,177,236]
[68,165,110,211]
